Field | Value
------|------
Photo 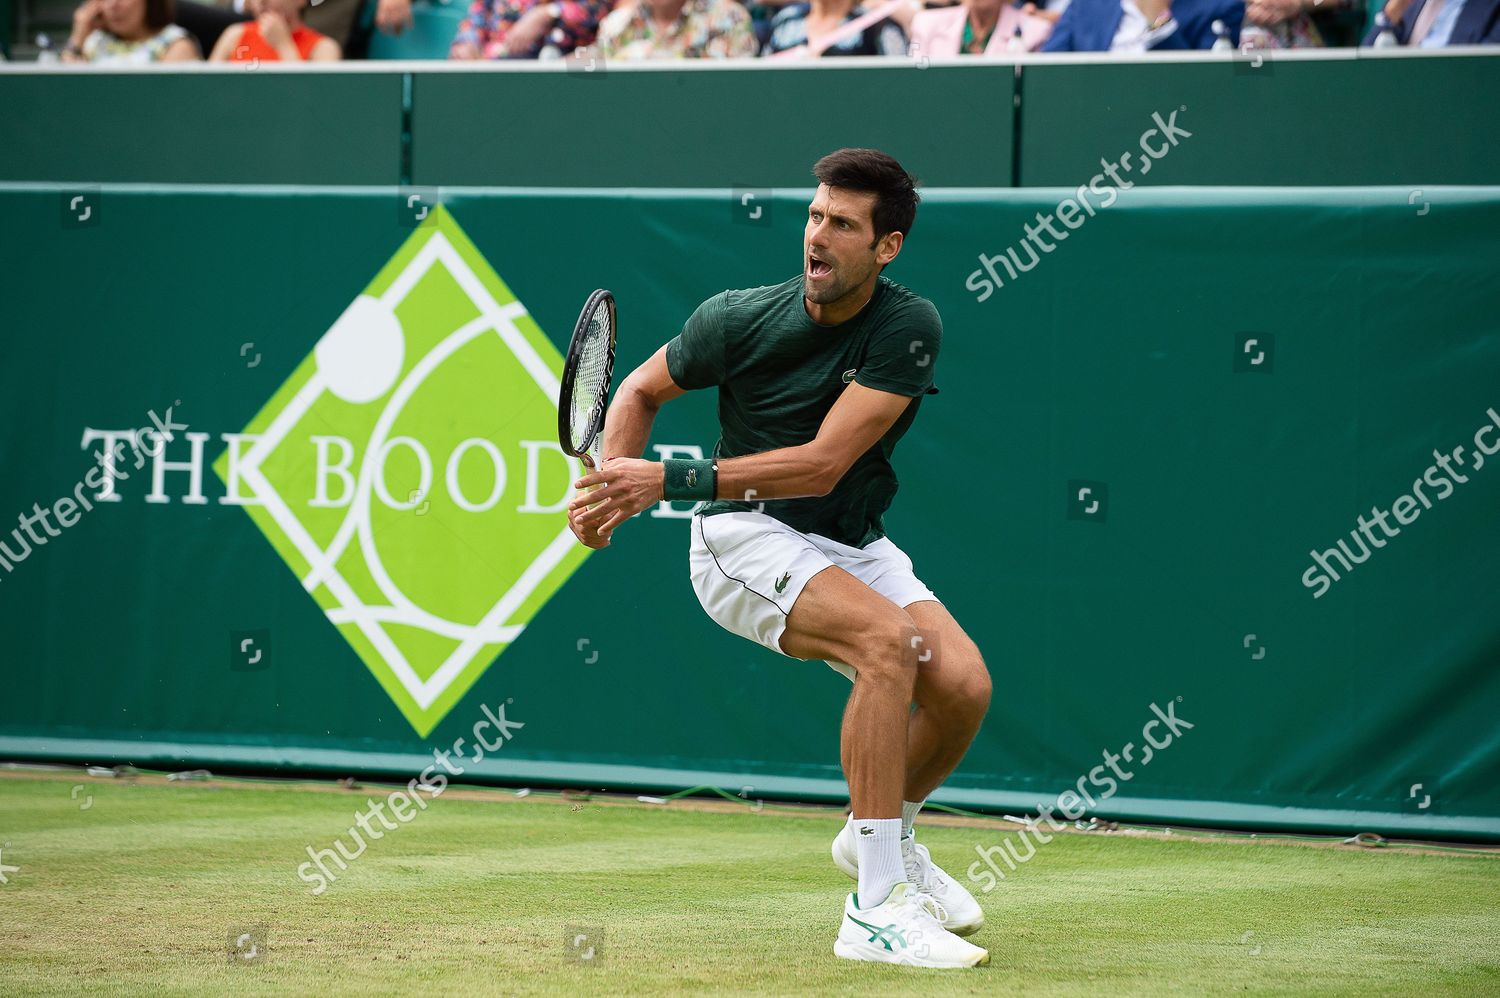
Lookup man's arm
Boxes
[600,344,686,465]
[569,380,918,536]
[714,383,914,502]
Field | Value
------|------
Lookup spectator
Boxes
[1042,0,1242,50]
[173,1,251,57]
[170,0,369,54]
[450,0,613,58]
[1363,0,1500,44]
[63,0,201,61]
[209,0,340,59]
[1026,0,1070,22]
[764,0,908,55]
[909,0,1055,53]
[1240,0,1334,46]
[746,0,797,49]
[595,0,758,58]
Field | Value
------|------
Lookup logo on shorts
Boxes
[841,368,857,384]
[774,571,791,594]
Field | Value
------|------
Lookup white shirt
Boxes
[1421,0,1470,46]
[80,24,190,65]
[1111,0,1179,51]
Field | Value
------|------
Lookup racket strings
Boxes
[569,309,613,453]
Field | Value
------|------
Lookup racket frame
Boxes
[557,288,618,469]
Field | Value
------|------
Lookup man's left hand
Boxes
[567,457,666,537]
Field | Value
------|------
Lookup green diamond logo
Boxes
[214,206,589,736]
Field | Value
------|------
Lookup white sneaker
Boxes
[832,824,986,936]
[834,882,990,968]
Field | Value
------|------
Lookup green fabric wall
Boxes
[1,184,1495,841]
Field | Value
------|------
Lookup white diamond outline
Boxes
[231,226,582,715]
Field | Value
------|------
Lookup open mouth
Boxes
[807,257,833,279]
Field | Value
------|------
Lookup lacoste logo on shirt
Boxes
[774,572,791,594]
[842,368,857,383]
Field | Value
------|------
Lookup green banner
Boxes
[1,184,1496,842]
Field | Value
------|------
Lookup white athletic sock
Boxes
[853,817,904,909]
[901,799,925,839]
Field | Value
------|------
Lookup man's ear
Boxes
[876,230,904,268]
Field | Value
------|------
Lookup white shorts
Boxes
[688,510,939,679]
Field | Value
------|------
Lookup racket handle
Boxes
[580,443,604,508]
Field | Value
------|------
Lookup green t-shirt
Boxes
[665,275,941,548]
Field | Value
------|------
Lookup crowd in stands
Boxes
[60,0,341,62]
[51,0,1500,64]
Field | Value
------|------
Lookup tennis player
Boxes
[566,148,991,969]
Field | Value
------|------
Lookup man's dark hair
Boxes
[812,148,920,242]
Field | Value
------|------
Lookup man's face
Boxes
[803,185,888,307]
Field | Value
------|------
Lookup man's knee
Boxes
[849,614,922,685]
[962,654,994,712]
[929,646,992,715]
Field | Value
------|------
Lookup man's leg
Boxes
[822,596,993,937]
[902,600,993,803]
[776,560,990,967]
[802,535,993,942]
[779,564,921,900]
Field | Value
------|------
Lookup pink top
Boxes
[908,4,1053,56]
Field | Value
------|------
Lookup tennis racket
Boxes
[558,289,618,506]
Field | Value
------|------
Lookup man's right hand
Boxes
[568,503,611,549]
[568,455,611,549]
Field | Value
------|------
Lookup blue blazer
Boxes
[1362,0,1500,44]
[1043,0,1245,51]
